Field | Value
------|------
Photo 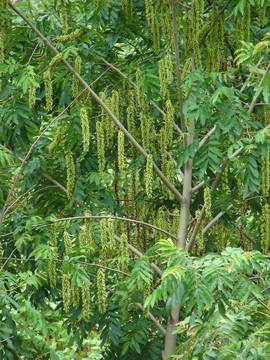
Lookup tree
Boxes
[0,0,270,359]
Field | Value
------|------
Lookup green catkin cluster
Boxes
[152,17,160,53]
[164,100,174,147]
[60,0,68,35]
[52,29,82,42]
[155,206,168,240]
[65,150,75,199]
[62,272,71,312]
[204,187,211,220]
[0,34,4,91]
[0,243,3,267]
[126,104,135,135]
[48,124,67,156]
[96,121,105,172]
[261,203,270,253]
[82,280,90,321]
[119,233,129,272]
[85,211,92,247]
[262,148,269,197]
[165,52,173,85]
[28,67,37,109]
[71,283,80,308]
[158,59,167,100]
[48,219,58,288]
[204,6,224,72]
[163,159,174,200]
[144,0,160,52]
[160,0,173,44]
[49,53,64,68]
[172,209,180,237]
[44,70,53,112]
[143,282,150,316]
[100,219,108,253]
[64,230,72,254]
[97,268,107,314]
[235,4,250,47]
[258,4,266,27]
[211,224,224,253]
[111,90,121,119]
[195,209,204,255]
[79,230,87,248]
[261,148,270,253]
[118,130,125,171]
[145,154,153,199]
[108,218,116,253]
[140,112,153,152]
[0,0,10,35]
[80,107,90,152]
[190,0,204,68]
[145,0,155,34]
[72,56,81,98]
[122,0,133,22]
[191,0,204,38]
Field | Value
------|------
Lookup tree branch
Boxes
[199,0,233,46]
[134,302,167,335]
[198,125,216,150]
[186,156,230,252]
[32,215,179,241]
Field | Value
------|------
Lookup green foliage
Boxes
[0,0,270,359]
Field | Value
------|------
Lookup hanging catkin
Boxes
[48,218,58,288]
[62,272,71,312]
[85,211,93,247]
[28,67,37,109]
[80,107,90,152]
[82,280,90,321]
[145,154,153,199]
[260,204,270,253]
[65,150,75,199]
[100,219,108,253]
[203,187,211,220]
[164,100,174,147]
[96,268,107,314]
[118,130,125,171]
[195,209,204,255]
[119,233,129,272]
[158,59,167,100]
[0,34,4,91]
[60,0,68,34]
[44,70,53,112]
[71,283,80,308]
[108,218,116,253]
[262,149,269,197]
[122,0,133,22]
[64,230,72,254]
[160,0,172,43]
[96,121,105,172]
[72,56,81,97]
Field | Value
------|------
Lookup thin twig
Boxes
[32,215,178,241]
[134,302,167,335]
